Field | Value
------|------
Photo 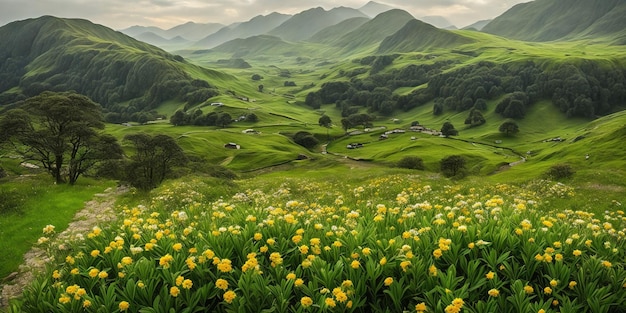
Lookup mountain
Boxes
[121,22,224,42]
[267,7,367,42]
[210,35,307,58]
[194,12,291,48]
[378,19,475,53]
[359,1,395,17]
[165,22,224,41]
[0,16,220,113]
[334,9,415,52]
[135,32,190,47]
[482,0,626,42]
[308,17,370,45]
[462,19,491,31]
[420,16,455,29]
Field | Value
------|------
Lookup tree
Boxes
[124,133,187,190]
[251,74,263,81]
[397,156,424,170]
[499,120,519,136]
[464,110,486,127]
[0,91,122,184]
[258,84,264,93]
[441,121,458,137]
[440,155,466,178]
[217,113,232,128]
[293,131,319,149]
[246,113,258,123]
[318,115,332,128]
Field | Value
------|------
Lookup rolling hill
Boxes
[267,7,367,42]
[333,9,416,52]
[358,1,394,17]
[194,13,291,49]
[378,19,475,53]
[482,0,626,43]
[120,22,224,41]
[307,17,370,45]
[0,16,223,114]
[210,35,309,58]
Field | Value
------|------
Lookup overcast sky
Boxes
[0,0,529,30]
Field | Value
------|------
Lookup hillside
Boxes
[121,22,224,41]
[0,16,222,118]
[194,13,291,49]
[267,7,367,42]
[210,35,308,58]
[334,9,415,52]
[462,19,491,31]
[308,17,370,45]
[482,0,626,42]
[378,19,475,53]
[420,15,455,29]
[359,1,394,17]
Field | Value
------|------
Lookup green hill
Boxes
[268,7,367,42]
[378,19,476,53]
[482,0,626,43]
[334,9,415,52]
[210,35,310,58]
[0,16,226,121]
[308,17,370,45]
[194,13,292,49]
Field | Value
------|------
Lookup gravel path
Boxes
[0,186,126,308]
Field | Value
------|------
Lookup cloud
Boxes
[0,0,528,30]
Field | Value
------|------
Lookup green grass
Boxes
[0,175,115,279]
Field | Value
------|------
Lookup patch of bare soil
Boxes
[0,186,127,308]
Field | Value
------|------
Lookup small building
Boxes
[224,143,240,149]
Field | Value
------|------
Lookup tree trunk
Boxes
[55,154,65,184]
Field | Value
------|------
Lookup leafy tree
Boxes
[499,120,520,136]
[251,74,263,81]
[319,115,332,139]
[305,92,322,109]
[545,164,574,180]
[246,113,258,123]
[124,133,187,190]
[217,113,232,128]
[464,110,486,127]
[170,110,186,126]
[293,131,319,149]
[441,121,458,137]
[258,84,264,93]
[440,155,466,178]
[397,156,424,170]
[341,118,352,132]
[0,91,122,184]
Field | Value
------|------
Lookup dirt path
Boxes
[0,186,126,308]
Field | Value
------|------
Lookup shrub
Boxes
[440,155,466,178]
[545,163,574,180]
[397,156,425,170]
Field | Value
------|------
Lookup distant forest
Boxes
[305,56,626,119]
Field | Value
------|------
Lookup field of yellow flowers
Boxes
[17,175,625,312]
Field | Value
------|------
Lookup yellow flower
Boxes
[217,259,233,272]
[429,264,438,276]
[59,295,71,304]
[362,247,372,256]
[351,260,360,269]
[295,278,304,287]
[400,260,411,272]
[544,287,552,294]
[325,297,336,307]
[452,298,464,307]
[70,268,79,275]
[602,260,612,268]
[433,249,443,259]
[82,300,92,308]
[215,278,229,290]
[552,299,559,306]
[486,271,495,280]
[488,288,499,297]
[90,250,100,257]
[159,254,174,268]
[573,250,582,257]
[253,233,263,241]
[379,257,387,265]
[468,242,475,249]
[538,310,546,313]
[299,245,309,254]
[170,286,180,297]
[223,290,237,304]
[52,270,62,279]
[300,296,313,307]
[286,273,297,280]
[98,271,108,279]
[568,281,577,289]
[119,301,130,311]
[384,277,393,286]
[524,285,534,294]
[182,279,193,290]
[415,302,427,312]
[138,281,145,288]
[121,256,133,266]
[267,238,276,245]
[550,279,558,287]
[172,243,183,252]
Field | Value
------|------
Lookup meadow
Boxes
[7,168,625,312]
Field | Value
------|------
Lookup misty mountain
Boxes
[462,19,491,31]
[334,9,415,52]
[120,22,224,41]
[135,32,190,47]
[268,7,368,42]
[482,0,626,43]
[358,1,395,18]
[378,19,475,53]
[308,17,370,45]
[420,16,455,29]
[194,12,291,49]
[210,35,308,58]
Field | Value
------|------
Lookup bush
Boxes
[440,155,466,178]
[545,164,574,180]
[293,131,319,149]
[0,188,24,215]
[397,156,425,170]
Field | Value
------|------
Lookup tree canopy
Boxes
[0,91,122,184]
[124,133,187,190]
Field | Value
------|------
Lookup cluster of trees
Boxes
[307,58,625,121]
[397,154,467,178]
[0,92,230,190]
[170,109,257,127]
